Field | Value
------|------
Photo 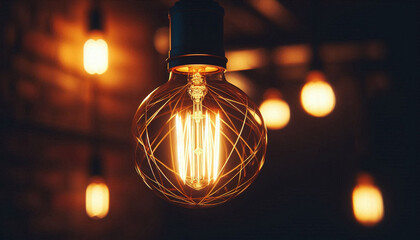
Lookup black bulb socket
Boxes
[167,0,227,70]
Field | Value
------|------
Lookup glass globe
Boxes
[133,66,267,207]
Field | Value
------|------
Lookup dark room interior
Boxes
[0,0,417,239]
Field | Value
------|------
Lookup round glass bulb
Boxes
[300,71,335,117]
[133,66,267,207]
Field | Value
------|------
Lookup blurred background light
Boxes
[248,0,295,29]
[226,48,267,71]
[85,178,110,219]
[274,44,311,66]
[259,89,290,130]
[352,173,384,226]
[83,37,108,75]
[153,27,169,55]
[300,70,335,117]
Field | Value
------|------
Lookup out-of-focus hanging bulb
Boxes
[86,177,109,219]
[154,27,169,55]
[132,0,267,207]
[300,70,335,117]
[352,173,384,226]
[84,34,108,75]
[84,4,108,75]
[259,88,290,130]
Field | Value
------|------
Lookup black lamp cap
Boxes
[89,152,103,176]
[167,0,227,70]
[88,5,104,32]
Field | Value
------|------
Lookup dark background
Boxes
[0,0,417,239]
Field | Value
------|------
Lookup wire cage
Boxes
[133,70,267,207]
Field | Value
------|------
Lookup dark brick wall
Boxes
[1,0,164,239]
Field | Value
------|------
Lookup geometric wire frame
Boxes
[133,72,267,207]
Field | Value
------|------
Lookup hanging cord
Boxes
[89,76,103,176]
[309,0,322,70]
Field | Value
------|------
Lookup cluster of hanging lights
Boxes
[259,70,336,131]
[78,0,385,226]
[83,2,110,219]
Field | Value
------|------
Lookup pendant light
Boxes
[352,172,384,226]
[84,2,109,218]
[86,152,109,219]
[84,1,108,75]
[132,0,267,207]
[301,70,335,117]
[260,88,290,130]
[300,1,335,117]
[259,46,290,130]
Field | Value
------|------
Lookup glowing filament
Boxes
[86,181,109,219]
[83,39,108,75]
[176,112,220,190]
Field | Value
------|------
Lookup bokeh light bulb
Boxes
[300,70,335,117]
[83,33,108,75]
[154,27,169,55]
[86,177,109,219]
[259,89,290,130]
[352,173,384,226]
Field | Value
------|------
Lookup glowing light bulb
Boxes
[132,0,266,208]
[83,36,108,75]
[133,66,266,207]
[86,178,109,219]
[300,70,335,117]
[259,89,290,130]
[352,173,384,226]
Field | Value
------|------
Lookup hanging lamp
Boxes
[132,0,267,207]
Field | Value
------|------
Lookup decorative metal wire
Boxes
[133,76,267,207]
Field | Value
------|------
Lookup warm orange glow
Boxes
[84,38,108,75]
[86,179,109,219]
[226,48,266,71]
[274,44,311,65]
[154,27,169,55]
[352,173,384,226]
[175,65,220,73]
[320,43,361,63]
[259,89,290,129]
[300,71,335,117]
[249,0,294,28]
